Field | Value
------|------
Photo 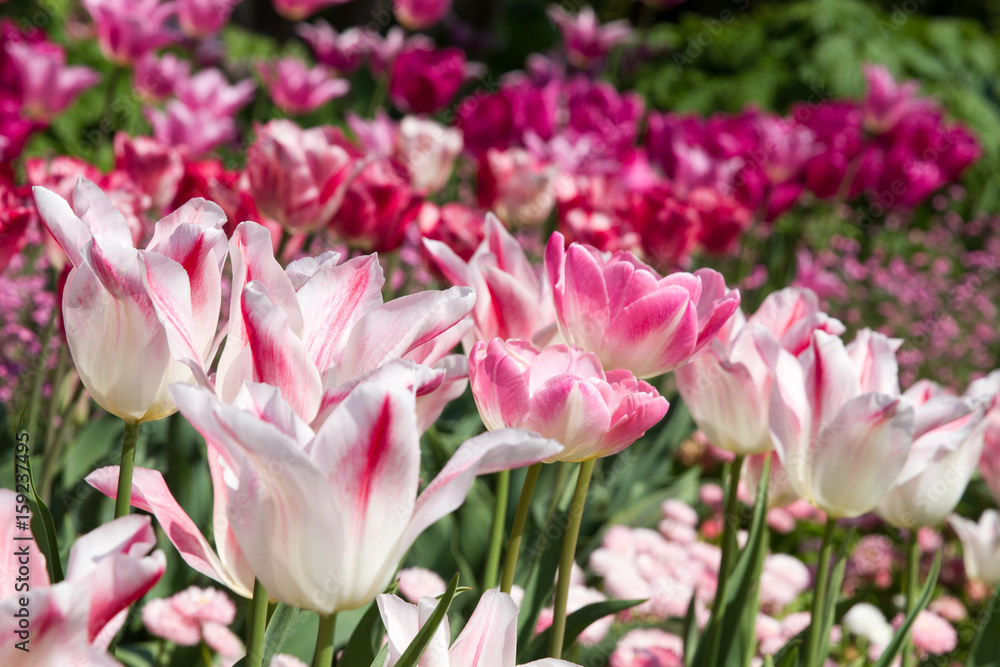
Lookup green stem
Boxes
[805,517,838,667]
[483,469,510,591]
[501,463,542,594]
[901,530,920,667]
[113,421,141,519]
[704,455,745,667]
[246,579,269,667]
[548,459,596,659]
[313,612,338,667]
[368,74,389,117]
[200,640,213,667]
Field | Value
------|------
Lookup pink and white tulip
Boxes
[398,115,463,194]
[258,58,349,115]
[547,4,631,70]
[967,370,1000,505]
[297,20,370,74]
[424,214,555,345]
[168,380,562,614]
[877,380,987,528]
[174,67,256,118]
[215,221,474,429]
[145,100,238,158]
[760,328,915,518]
[469,338,669,462]
[82,0,176,65]
[4,40,101,120]
[545,232,740,378]
[33,179,227,423]
[948,510,1000,587]
[114,133,184,212]
[0,489,165,665]
[378,588,578,667]
[677,287,843,455]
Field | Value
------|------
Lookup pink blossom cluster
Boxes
[142,586,243,659]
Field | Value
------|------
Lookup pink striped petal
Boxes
[803,330,862,433]
[558,242,610,350]
[242,281,323,422]
[32,185,89,267]
[468,338,531,431]
[146,198,227,254]
[72,177,133,246]
[526,378,613,459]
[423,237,471,287]
[448,589,518,667]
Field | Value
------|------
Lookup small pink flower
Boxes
[928,595,967,622]
[661,499,698,527]
[547,4,631,70]
[143,587,243,657]
[609,628,684,667]
[143,597,202,645]
[396,567,447,602]
[892,610,957,656]
[258,57,349,115]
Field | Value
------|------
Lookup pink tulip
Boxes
[114,133,184,212]
[133,52,190,101]
[167,380,561,614]
[968,370,1000,505]
[258,57,349,115]
[478,147,558,226]
[83,0,176,65]
[877,380,987,528]
[861,64,936,135]
[214,221,474,429]
[947,510,1000,587]
[175,67,255,118]
[346,109,398,157]
[417,202,486,262]
[393,0,451,30]
[378,589,578,667]
[0,489,165,664]
[390,46,467,114]
[270,0,350,21]
[145,100,238,158]
[424,213,555,345]
[297,21,370,74]
[469,338,669,462]
[245,120,356,231]
[676,287,844,455]
[367,27,434,79]
[760,328,915,518]
[397,115,463,194]
[545,232,740,378]
[178,0,237,38]
[547,4,631,70]
[4,40,101,120]
[33,178,227,422]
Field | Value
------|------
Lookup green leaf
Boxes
[521,598,644,659]
[776,644,798,667]
[515,514,564,655]
[24,451,63,583]
[370,643,389,667]
[260,604,302,667]
[818,527,855,663]
[682,592,698,667]
[966,581,1000,666]
[394,573,460,667]
[873,549,942,667]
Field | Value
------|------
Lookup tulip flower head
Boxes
[297,21,371,74]
[547,4,631,70]
[677,287,844,455]
[33,179,228,423]
[545,232,740,378]
[469,338,669,462]
[378,589,579,667]
[393,0,452,31]
[948,510,1000,587]
[258,57,350,115]
[83,0,177,65]
[3,40,101,120]
[177,0,237,38]
[166,380,562,614]
[760,328,915,518]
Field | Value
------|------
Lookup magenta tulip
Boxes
[297,20,370,74]
[547,4,631,70]
[165,380,561,614]
[258,58,349,115]
[33,179,228,423]
[676,287,844,455]
[177,0,236,38]
[82,0,176,65]
[113,133,184,212]
[4,40,101,120]
[390,46,466,115]
[469,338,669,462]
[545,232,740,378]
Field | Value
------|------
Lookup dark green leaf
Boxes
[25,451,63,583]
[522,598,644,659]
[260,604,302,667]
[966,581,1000,666]
[395,573,459,667]
[873,550,942,667]
[682,592,698,667]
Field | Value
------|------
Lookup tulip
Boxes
[214,221,473,428]
[367,27,433,79]
[469,338,669,462]
[545,231,740,378]
[174,67,255,118]
[397,115,463,195]
[145,100,237,158]
[297,20,370,74]
[168,380,562,615]
[4,40,101,120]
[877,380,987,529]
[258,58,349,115]
[547,4,631,70]
[0,488,165,665]
[676,287,844,455]
[133,52,190,101]
[947,510,1000,587]
[270,0,349,20]
[393,0,451,30]
[390,46,467,115]
[82,0,176,65]
[861,64,936,135]
[328,155,423,252]
[417,202,486,262]
[114,133,184,212]
[424,213,555,345]
[478,147,558,226]
[968,370,1000,504]
[246,120,357,232]
[760,328,915,518]
[378,589,579,667]
[178,0,236,38]
[32,178,228,423]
